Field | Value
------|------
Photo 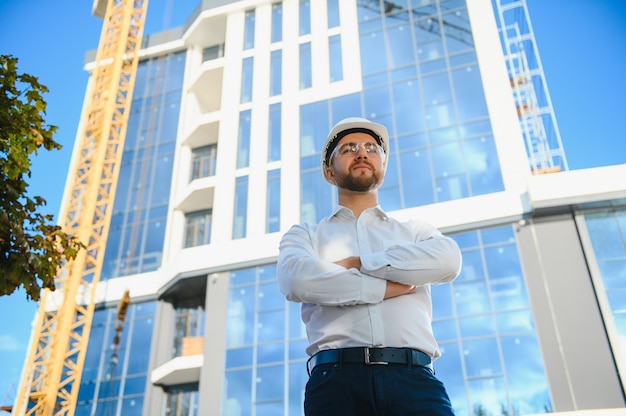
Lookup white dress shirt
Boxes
[277,205,462,359]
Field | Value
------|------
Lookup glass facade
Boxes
[77,302,156,415]
[434,226,550,415]
[219,226,552,415]
[584,208,626,367]
[221,265,308,416]
[299,0,503,223]
[101,52,185,280]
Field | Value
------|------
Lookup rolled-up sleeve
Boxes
[277,224,386,306]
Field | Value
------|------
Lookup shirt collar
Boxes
[330,204,389,221]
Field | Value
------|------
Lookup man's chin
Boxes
[343,176,381,192]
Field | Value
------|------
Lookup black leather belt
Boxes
[307,347,432,375]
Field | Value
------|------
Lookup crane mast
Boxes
[14,0,147,414]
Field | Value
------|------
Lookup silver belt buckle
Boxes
[364,346,388,365]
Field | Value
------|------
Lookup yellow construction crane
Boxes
[14,0,147,414]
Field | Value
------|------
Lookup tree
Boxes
[0,54,82,301]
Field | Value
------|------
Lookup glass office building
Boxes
[53,0,626,415]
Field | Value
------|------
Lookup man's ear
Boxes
[325,166,335,184]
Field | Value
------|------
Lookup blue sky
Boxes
[0,0,625,407]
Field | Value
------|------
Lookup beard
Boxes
[334,162,382,192]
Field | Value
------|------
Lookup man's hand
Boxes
[334,256,361,270]
[384,281,416,299]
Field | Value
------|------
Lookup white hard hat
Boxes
[321,117,389,184]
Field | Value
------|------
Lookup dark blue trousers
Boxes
[304,362,455,415]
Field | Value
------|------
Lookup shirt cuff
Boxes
[360,252,389,279]
[361,273,386,303]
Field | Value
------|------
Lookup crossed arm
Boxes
[333,256,417,299]
[276,224,462,306]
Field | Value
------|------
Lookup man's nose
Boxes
[355,145,368,157]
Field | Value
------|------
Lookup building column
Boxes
[516,213,625,410]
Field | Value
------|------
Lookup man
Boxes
[277,117,462,415]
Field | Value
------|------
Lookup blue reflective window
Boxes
[443,9,473,54]
[267,169,281,233]
[432,226,551,415]
[243,9,255,50]
[257,342,284,366]
[78,302,155,413]
[452,65,488,122]
[401,150,435,206]
[268,103,281,162]
[270,50,282,96]
[422,72,453,106]
[256,400,284,416]
[258,311,284,343]
[330,92,360,121]
[500,334,550,413]
[299,42,312,89]
[222,266,299,415]
[360,31,387,75]
[299,91,499,211]
[226,285,255,347]
[101,52,184,280]
[289,362,308,413]
[364,85,391,119]
[240,57,254,103]
[329,35,343,82]
[584,209,626,367]
[271,3,283,43]
[124,376,147,396]
[464,136,504,195]
[327,0,340,27]
[387,23,415,68]
[378,150,401,210]
[392,80,425,134]
[231,268,257,286]
[299,111,329,220]
[465,337,502,377]
[233,176,249,239]
[121,397,144,416]
[300,170,333,224]
[257,365,284,401]
[299,0,310,35]
[222,369,252,414]
[237,110,251,168]
[300,101,329,158]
